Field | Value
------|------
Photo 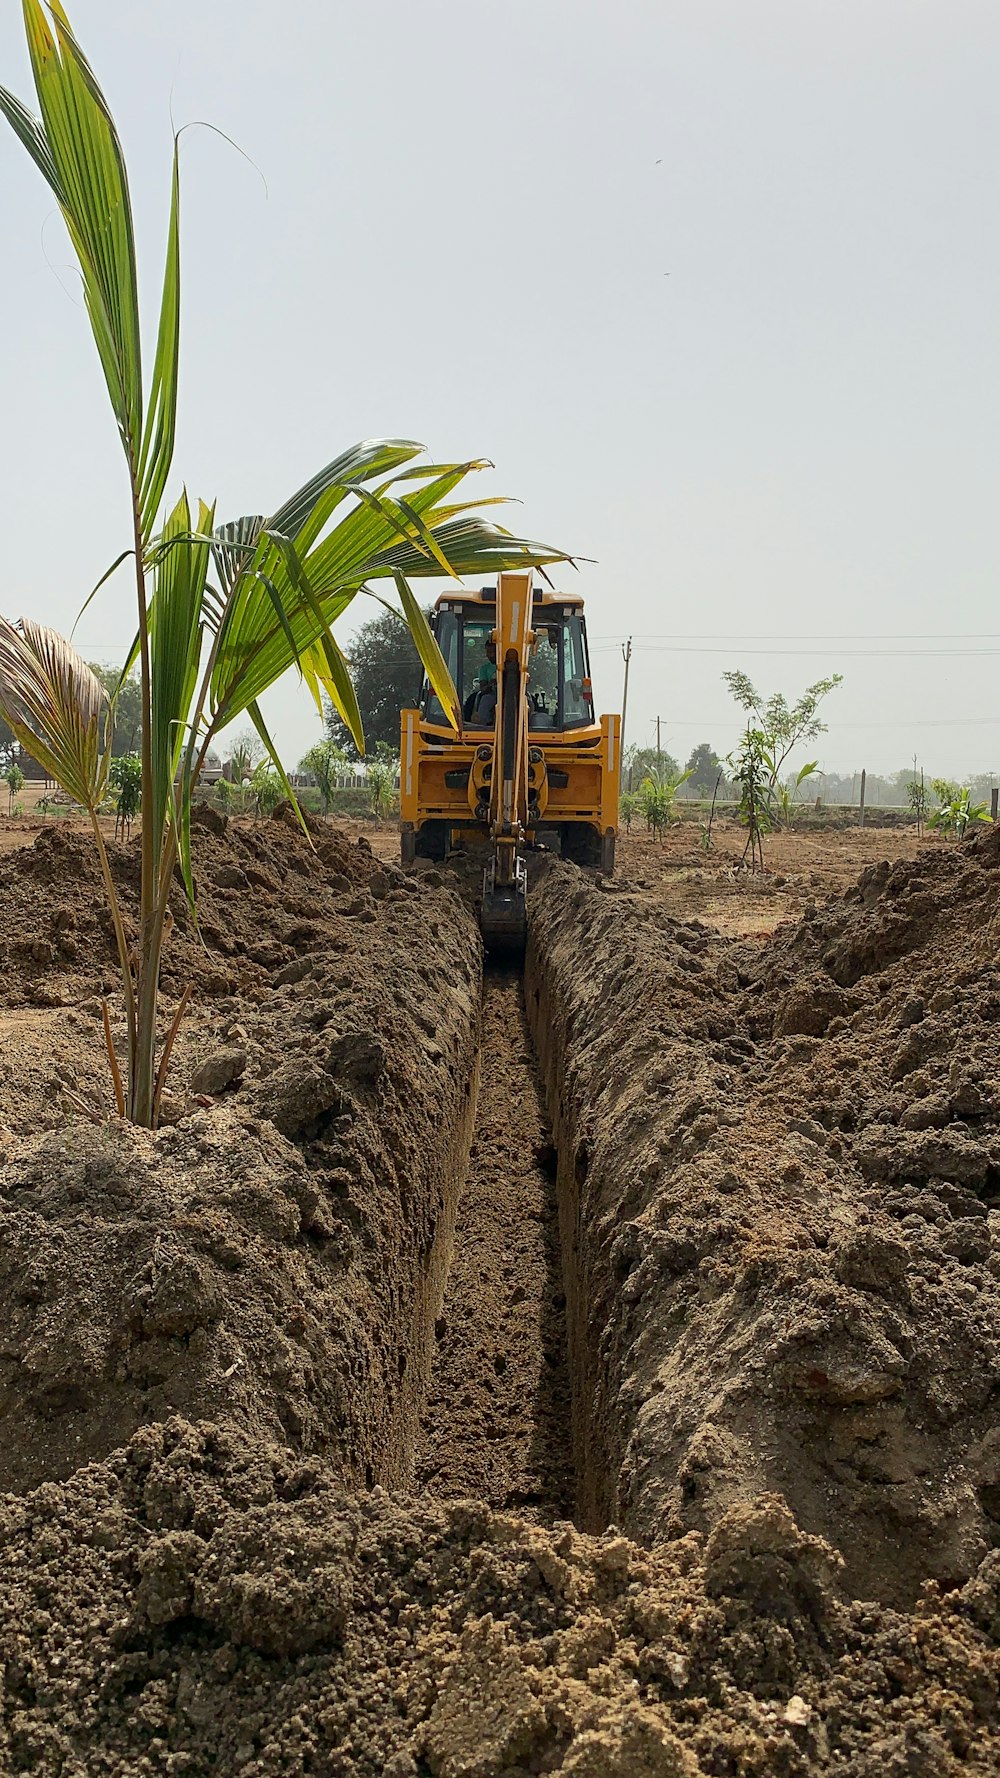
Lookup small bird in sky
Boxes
[655,157,662,164]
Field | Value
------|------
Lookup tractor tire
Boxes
[414,820,448,862]
[561,824,602,869]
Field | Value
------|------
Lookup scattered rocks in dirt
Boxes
[0,1415,995,1777]
[189,1046,247,1095]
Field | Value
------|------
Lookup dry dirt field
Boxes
[0,803,997,1775]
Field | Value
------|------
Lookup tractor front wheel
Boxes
[414,820,448,862]
[560,824,601,869]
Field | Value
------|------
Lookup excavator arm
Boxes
[480,571,534,952]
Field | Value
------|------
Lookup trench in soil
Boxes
[413,965,577,1519]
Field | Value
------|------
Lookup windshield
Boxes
[421,604,593,730]
[560,614,592,728]
[422,607,497,727]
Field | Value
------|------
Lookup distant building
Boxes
[16,745,54,786]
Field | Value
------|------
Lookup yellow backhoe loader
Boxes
[399,572,621,949]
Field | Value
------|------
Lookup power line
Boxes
[589,631,1000,642]
[649,715,1000,729]
[588,643,1000,658]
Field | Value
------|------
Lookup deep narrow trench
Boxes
[414,966,575,1518]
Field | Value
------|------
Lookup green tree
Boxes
[684,742,723,796]
[930,777,959,808]
[728,728,772,872]
[109,752,141,840]
[623,743,680,789]
[300,739,346,814]
[0,2,571,1126]
[89,665,142,754]
[637,765,691,837]
[907,777,928,833]
[325,606,426,758]
[4,761,24,813]
[770,759,821,829]
[928,782,989,839]
[367,753,398,821]
[215,776,245,815]
[251,763,284,818]
[723,670,843,793]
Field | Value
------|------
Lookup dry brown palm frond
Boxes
[0,616,112,811]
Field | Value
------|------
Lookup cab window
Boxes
[421,604,593,731]
[422,606,499,726]
[528,626,560,729]
[460,618,497,726]
[561,614,592,728]
[421,609,459,726]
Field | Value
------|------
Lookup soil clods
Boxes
[0,813,997,1772]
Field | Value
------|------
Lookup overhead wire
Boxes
[589,631,1000,641]
[588,643,1000,658]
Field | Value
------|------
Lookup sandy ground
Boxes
[613,823,929,935]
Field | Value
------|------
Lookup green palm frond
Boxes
[2,2,143,455]
[0,3,182,547]
[270,438,425,542]
[300,631,365,755]
[205,446,576,747]
[392,572,461,732]
[366,515,577,579]
[136,136,181,541]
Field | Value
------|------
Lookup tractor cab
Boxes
[421,591,596,736]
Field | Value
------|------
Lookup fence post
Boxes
[859,769,866,828]
[992,788,998,823]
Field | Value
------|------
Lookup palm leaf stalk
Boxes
[0,3,575,1127]
[0,0,181,1124]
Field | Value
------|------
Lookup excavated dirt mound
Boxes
[1,1415,997,1777]
[529,834,1000,1610]
[0,805,394,1006]
[0,822,481,1496]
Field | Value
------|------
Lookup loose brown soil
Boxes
[529,831,1000,1609]
[615,822,929,937]
[0,817,481,1503]
[0,811,997,1773]
[415,968,573,1516]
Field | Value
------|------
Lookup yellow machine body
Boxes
[400,575,620,941]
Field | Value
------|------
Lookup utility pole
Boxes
[656,715,662,772]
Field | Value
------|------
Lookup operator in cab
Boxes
[464,638,498,725]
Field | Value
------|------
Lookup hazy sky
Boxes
[1,1,997,779]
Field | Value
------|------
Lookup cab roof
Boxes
[433,585,584,611]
